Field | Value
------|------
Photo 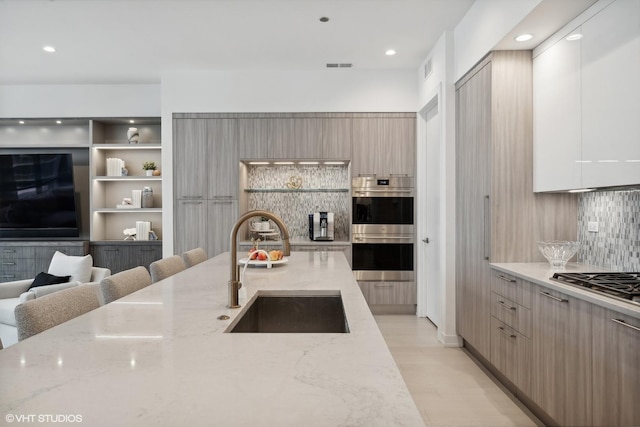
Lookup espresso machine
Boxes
[308,212,335,241]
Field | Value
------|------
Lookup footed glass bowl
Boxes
[537,241,580,269]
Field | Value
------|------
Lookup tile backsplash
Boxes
[246,165,350,240]
[577,190,640,271]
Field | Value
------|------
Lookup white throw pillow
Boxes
[47,251,93,284]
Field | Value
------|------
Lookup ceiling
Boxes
[0,0,598,86]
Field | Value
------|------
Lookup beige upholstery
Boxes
[14,283,102,341]
[150,255,186,283]
[100,266,152,304]
[0,266,111,348]
[182,248,208,268]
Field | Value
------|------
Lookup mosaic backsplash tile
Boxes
[577,190,640,271]
[246,165,350,240]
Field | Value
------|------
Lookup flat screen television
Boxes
[0,153,80,238]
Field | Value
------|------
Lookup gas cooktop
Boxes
[551,272,640,306]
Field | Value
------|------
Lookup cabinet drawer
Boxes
[491,270,532,308]
[490,292,532,337]
[490,317,531,395]
[358,281,416,305]
[0,247,35,260]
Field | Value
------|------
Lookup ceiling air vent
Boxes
[424,58,433,79]
[326,63,352,68]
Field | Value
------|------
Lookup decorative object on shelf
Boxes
[135,221,151,241]
[123,228,136,240]
[537,240,580,269]
[116,197,133,209]
[142,161,157,176]
[149,230,158,241]
[285,175,303,189]
[106,158,125,176]
[142,186,154,208]
[131,190,142,208]
[121,167,128,176]
[152,169,161,176]
[127,127,139,144]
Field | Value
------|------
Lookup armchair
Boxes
[0,251,110,347]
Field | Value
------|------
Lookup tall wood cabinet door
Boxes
[532,287,592,427]
[173,118,208,199]
[387,117,415,176]
[206,199,238,257]
[322,118,352,159]
[238,118,269,160]
[207,119,238,198]
[174,199,207,256]
[351,118,378,176]
[291,118,322,159]
[455,61,492,357]
[592,306,640,427]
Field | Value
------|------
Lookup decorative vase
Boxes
[127,127,139,144]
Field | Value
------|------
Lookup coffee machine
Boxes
[308,212,334,241]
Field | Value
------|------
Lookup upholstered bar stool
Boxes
[150,255,186,283]
[182,248,208,268]
[100,266,152,304]
[14,283,102,341]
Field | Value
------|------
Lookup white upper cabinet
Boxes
[533,27,582,192]
[581,0,640,188]
[533,0,640,191]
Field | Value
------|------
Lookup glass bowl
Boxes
[537,241,580,269]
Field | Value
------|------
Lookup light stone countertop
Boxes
[0,251,424,427]
[490,262,640,319]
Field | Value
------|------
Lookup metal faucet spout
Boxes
[228,210,291,308]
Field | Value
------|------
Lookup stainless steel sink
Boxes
[226,291,349,333]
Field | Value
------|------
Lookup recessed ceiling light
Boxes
[566,33,583,41]
[248,161,270,165]
[43,46,56,53]
[323,161,345,165]
[319,17,329,23]
[56,120,62,124]
[514,34,533,42]
[385,49,396,56]
[18,120,24,125]
[129,120,135,124]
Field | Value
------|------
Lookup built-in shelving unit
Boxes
[90,118,163,241]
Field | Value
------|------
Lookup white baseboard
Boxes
[437,330,463,347]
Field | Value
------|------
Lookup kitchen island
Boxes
[0,252,424,427]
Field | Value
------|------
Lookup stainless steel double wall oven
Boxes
[351,176,414,281]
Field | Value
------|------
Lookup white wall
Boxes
[0,84,160,118]
[454,0,541,80]
[161,69,418,254]
[416,31,461,347]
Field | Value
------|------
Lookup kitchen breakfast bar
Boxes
[0,252,424,427]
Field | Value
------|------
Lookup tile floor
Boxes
[374,315,541,427]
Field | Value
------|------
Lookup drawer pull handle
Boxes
[140,249,155,252]
[2,250,15,253]
[105,249,120,252]
[496,274,516,283]
[498,300,517,311]
[374,284,393,288]
[2,262,15,265]
[539,291,568,303]
[497,326,517,339]
[612,318,640,332]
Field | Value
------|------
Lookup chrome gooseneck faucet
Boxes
[228,210,291,308]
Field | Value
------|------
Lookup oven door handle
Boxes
[352,236,414,243]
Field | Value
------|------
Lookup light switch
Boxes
[588,221,599,233]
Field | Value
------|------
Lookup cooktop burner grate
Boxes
[551,272,640,305]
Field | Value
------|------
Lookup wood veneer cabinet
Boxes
[351,115,415,177]
[591,306,640,427]
[173,118,239,257]
[531,285,593,427]
[455,51,578,359]
[238,117,322,160]
[90,241,161,274]
[0,242,89,283]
